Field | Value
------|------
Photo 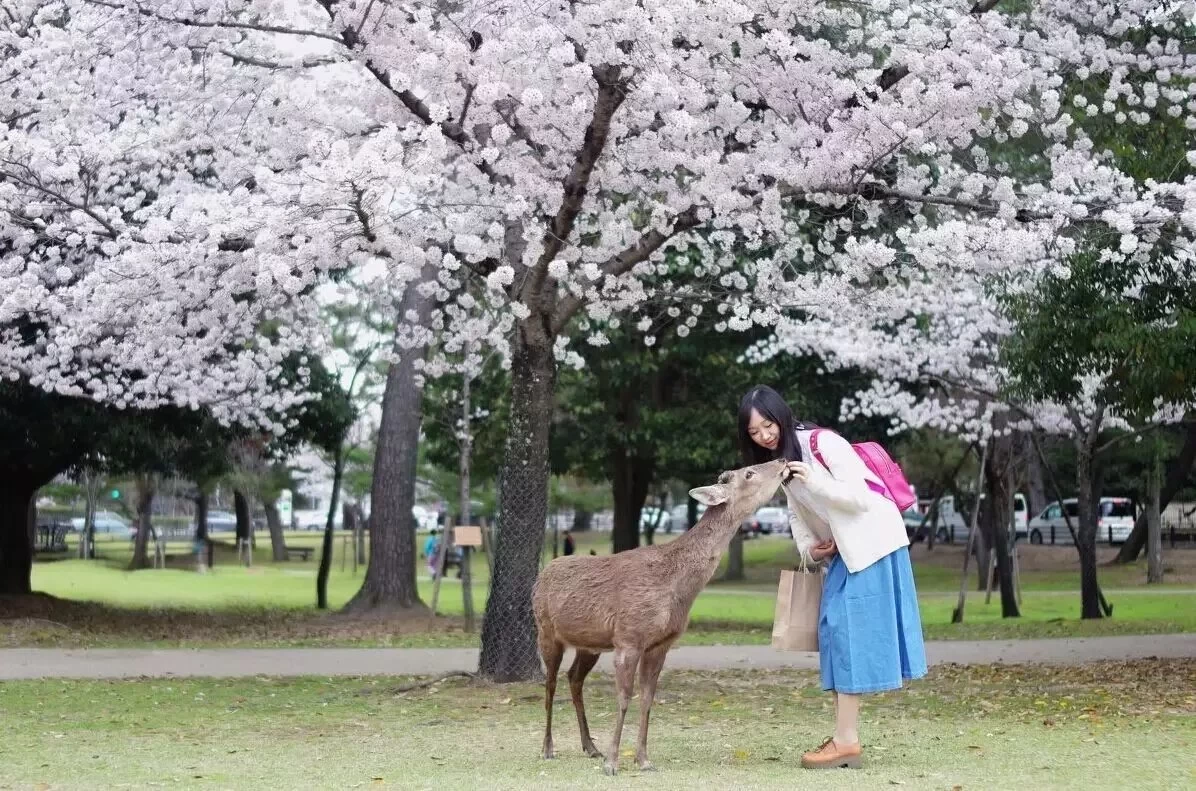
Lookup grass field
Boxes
[1,660,1193,790]
[6,531,1196,649]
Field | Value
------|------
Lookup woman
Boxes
[739,385,926,770]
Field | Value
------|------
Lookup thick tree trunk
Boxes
[264,497,286,562]
[724,531,745,581]
[0,480,37,595]
[194,490,210,543]
[234,489,251,545]
[1146,444,1163,584]
[1075,437,1103,619]
[1114,420,1196,563]
[343,292,433,613]
[129,475,156,570]
[479,325,555,682]
[982,433,1020,617]
[974,513,991,592]
[610,452,653,553]
[571,509,592,532]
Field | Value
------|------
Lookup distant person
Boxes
[563,531,575,556]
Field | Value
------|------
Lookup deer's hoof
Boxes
[637,760,656,772]
[602,762,618,777]
[542,748,555,760]
[583,745,604,760]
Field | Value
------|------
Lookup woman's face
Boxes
[747,408,779,451]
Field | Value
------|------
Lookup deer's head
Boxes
[688,458,788,525]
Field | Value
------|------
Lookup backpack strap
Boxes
[808,429,831,472]
[808,428,893,502]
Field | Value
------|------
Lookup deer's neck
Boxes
[665,506,743,601]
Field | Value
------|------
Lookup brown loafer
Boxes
[801,737,862,769]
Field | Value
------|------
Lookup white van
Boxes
[927,493,1028,544]
[1026,497,1135,545]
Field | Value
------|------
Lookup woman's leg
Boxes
[834,692,860,746]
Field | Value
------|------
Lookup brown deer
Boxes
[532,458,789,775]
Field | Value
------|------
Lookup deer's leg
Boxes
[567,649,603,758]
[634,645,669,771]
[603,646,641,776]
[540,638,564,759]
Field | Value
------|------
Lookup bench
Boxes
[34,523,70,554]
[284,546,314,561]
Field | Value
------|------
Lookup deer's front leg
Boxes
[604,646,641,776]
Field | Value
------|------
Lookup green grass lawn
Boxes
[1,661,1193,790]
[9,533,1195,649]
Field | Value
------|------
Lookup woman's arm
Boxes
[805,431,873,514]
[785,484,820,566]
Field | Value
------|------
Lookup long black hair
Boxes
[738,385,809,465]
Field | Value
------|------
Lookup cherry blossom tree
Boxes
[15,1,1196,677]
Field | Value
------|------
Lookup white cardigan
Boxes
[784,429,909,574]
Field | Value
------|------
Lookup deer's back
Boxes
[533,547,690,651]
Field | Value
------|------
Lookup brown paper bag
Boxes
[771,567,822,652]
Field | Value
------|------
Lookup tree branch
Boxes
[550,204,703,335]
[84,1,344,43]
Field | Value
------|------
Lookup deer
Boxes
[532,458,790,776]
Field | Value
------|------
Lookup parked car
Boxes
[1026,497,1135,545]
[412,504,439,532]
[668,503,707,531]
[924,493,1029,544]
[206,510,237,533]
[69,510,133,537]
[752,506,789,535]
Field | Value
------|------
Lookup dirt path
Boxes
[2,634,1193,680]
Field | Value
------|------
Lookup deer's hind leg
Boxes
[539,636,565,759]
[567,649,602,758]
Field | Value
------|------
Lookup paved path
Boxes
[2,634,1193,680]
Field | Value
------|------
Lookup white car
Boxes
[69,510,133,536]
[929,493,1028,544]
[640,507,671,532]
[668,503,707,531]
[753,506,790,535]
[1027,497,1135,545]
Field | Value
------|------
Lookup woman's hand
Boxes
[809,539,837,562]
[785,461,813,484]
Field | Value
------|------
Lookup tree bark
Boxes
[129,475,157,570]
[343,285,433,613]
[1025,432,1048,518]
[234,489,251,545]
[571,509,592,532]
[610,451,653,553]
[0,479,37,595]
[724,531,745,581]
[317,443,344,609]
[479,324,555,682]
[1146,443,1163,584]
[264,497,286,562]
[1114,419,1196,563]
[642,491,666,546]
[1075,434,1103,619]
[459,370,475,628]
[982,432,1020,617]
[195,490,210,543]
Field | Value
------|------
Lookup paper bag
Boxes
[771,568,822,652]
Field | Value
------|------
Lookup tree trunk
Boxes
[479,325,555,682]
[234,489,251,545]
[610,452,653,554]
[571,509,592,532]
[1075,436,1103,619]
[1114,419,1196,563]
[724,531,745,581]
[1025,432,1048,517]
[129,475,157,570]
[264,497,287,562]
[343,286,433,613]
[0,479,37,595]
[459,372,475,628]
[982,432,1020,617]
[319,443,346,610]
[1146,443,1163,584]
[686,496,700,531]
[642,491,666,546]
[80,470,99,560]
[974,511,991,592]
[195,490,210,543]
[354,503,366,566]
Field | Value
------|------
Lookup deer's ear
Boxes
[689,485,728,506]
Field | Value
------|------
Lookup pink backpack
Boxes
[809,429,917,512]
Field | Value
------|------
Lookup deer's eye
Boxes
[745,470,755,480]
